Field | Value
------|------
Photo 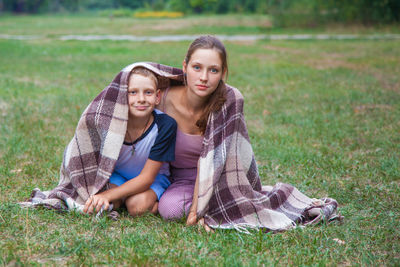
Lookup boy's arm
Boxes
[83,159,163,214]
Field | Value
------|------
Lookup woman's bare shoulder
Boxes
[168,85,185,94]
[165,85,185,103]
[157,85,185,111]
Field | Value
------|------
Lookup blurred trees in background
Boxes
[0,0,399,25]
[0,0,268,13]
[268,0,400,26]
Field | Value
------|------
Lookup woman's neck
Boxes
[181,87,208,114]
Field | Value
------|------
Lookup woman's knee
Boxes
[125,191,157,216]
[158,191,192,220]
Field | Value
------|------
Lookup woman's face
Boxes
[183,48,225,99]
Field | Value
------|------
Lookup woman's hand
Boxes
[198,218,213,233]
[186,169,213,232]
[186,208,197,225]
[83,194,110,214]
[186,210,213,233]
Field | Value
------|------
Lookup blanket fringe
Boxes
[303,198,343,225]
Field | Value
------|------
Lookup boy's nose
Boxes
[138,92,145,101]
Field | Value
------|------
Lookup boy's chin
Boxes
[129,110,153,118]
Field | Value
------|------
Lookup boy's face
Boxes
[127,74,160,118]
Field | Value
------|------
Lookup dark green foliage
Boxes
[0,0,398,25]
[115,0,144,10]
[0,0,277,16]
[169,0,268,14]
[1,0,80,13]
[268,0,400,26]
[83,0,118,10]
[1,0,49,13]
[167,0,190,13]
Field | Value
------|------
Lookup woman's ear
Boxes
[182,60,187,73]
[222,69,227,81]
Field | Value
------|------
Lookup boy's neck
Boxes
[127,112,154,132]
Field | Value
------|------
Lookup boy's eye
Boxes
[145,90,153,95]
[128,90,137,95]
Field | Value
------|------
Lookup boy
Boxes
[83,67,177,216]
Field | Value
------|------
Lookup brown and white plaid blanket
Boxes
[20,62,338,231]
[197,86,339,231]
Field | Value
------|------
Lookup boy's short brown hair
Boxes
[129,67,158,88]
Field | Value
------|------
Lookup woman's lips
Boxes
[196,84,208,90]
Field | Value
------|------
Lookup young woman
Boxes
[157,36,227,229]
[156,35,339,232]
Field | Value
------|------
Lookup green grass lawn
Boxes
[0,15,399,265]
[0,13,271,36]
[1,13,399,36]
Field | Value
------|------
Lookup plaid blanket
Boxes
[198,85,339,231]
[20,62,339,231]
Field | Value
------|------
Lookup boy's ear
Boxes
[155,89,161,105]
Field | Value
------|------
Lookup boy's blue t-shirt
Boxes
[113,109,177,179]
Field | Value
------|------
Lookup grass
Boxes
[0,14,399,265]
[0,14,271,36]
[1,13,399,36]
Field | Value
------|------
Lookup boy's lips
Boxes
[135,106,149,110]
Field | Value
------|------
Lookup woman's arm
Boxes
[83,159,163,214]
[186,167,213,232]
[186,171,199,225]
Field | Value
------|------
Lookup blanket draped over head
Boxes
[20,62,339,231]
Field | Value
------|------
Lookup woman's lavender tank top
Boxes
[170,130,203,181]
[161,88,203,181]
[171,130,203,168]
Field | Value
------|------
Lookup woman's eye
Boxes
[210,68,219,73]
[193,65,200,70]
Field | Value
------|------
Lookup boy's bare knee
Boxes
[125,191,157,216]
[151,202,158,214]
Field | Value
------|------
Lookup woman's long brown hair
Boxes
[184,35,228,134]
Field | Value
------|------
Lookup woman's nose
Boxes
[200,70,208,81]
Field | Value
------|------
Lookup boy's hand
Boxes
[83,194,110,214]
